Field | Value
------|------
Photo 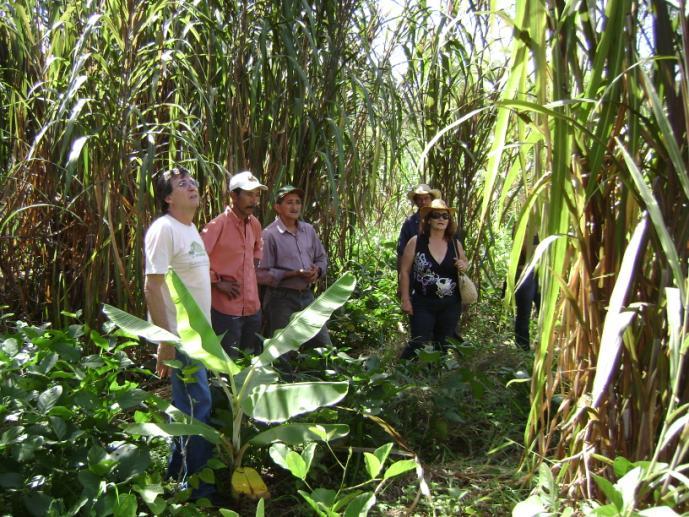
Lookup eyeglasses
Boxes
[429,212,450,220]
[175,177,198,189]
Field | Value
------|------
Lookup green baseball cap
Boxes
[275,184,305,203]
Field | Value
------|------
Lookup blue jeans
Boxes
[263,287,331,348]
[401,295,461,359]
[515,270,539,350]
[167,352,215,498]
[211,308,262,356]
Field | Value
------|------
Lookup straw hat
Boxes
[407,183,441,201]
[419,199,456,219]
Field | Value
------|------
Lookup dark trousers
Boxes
[211,308,262,356]
[167,352,215,498]
[401,295,461,360]
[515,270,539,350]
[263,286,331,348]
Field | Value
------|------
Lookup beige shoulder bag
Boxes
[452,239,478,304]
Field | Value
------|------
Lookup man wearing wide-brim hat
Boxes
[396,183,441,277]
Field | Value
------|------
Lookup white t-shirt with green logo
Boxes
[145,214,211,334]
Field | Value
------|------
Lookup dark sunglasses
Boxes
[429,211,450,220]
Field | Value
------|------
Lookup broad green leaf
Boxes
[592,474,623,510]
[144,497,167,516]
[17,436,43,462]
[302,442,317,474]
[613,456,634,479]
[1,426,26,445]
[243,381,349,423]
[1,338,19,356]
[198,467,215,484]
[310,488,338,508]
[111,443,151,482]
[49,415,67,440]
[36,352,58,374]
[37,385,63,413]
[219,510,240,517]
[299,490,330,517]
[102,304,180,344]
[615,466,642,512]
[132,483,164,505]
[299,489,338,517]
[22,492,53,517]
[250,423,349,446]
[125,422,221,445]
[165,269,240,376]
[78,469,101,496]
[591,503,624,516]
[256,273,356,367]
[512,495,548,517]
[268,443,290,470]
[113,493,137,517]
[373,443,393,468]
[88,445,117,476]
[344,492,375,517]
[236,366,279,403]
[363,453,381,480]
[285,450,308,480]
[383,459,417,480]
[256,497,265,517]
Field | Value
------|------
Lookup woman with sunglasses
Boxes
[399,199,469,359]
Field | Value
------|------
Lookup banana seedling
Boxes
[103,269,356,500]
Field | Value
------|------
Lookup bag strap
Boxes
[451,239,462,284]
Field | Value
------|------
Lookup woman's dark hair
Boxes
[155,167,190,214]
[420,211,457,240]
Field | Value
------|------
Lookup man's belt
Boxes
[269,285,311,295]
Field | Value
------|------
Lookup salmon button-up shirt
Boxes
[201,207,263,316]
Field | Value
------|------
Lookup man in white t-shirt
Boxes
[144,167,216,502]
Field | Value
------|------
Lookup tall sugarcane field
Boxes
[1,0,688,515]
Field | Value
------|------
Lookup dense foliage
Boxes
[1,0,688,513]
[0,320,169,515]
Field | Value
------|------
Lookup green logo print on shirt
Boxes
[188,241,207,258]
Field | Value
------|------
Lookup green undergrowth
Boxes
[0,255,534,515]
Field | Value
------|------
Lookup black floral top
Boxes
[411,235,460,301]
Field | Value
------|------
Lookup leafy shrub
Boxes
[0,318,167,516]
[330,241,405,355]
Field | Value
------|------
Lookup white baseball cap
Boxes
[229,171,268,191]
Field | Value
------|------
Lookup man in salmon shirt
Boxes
[201,171,268,355]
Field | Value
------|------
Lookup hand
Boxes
[156,343,176,378]
[304,265,320,284]
[401,298,413,315]
[454,258,468,273]
[216,277,240,299]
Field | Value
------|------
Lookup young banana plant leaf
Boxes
[103,269,357,447]
[256,272,357,367]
